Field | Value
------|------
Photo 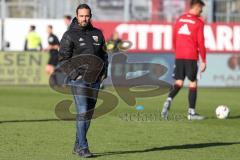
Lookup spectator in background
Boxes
[49,15,72,86]
[100,31,122,89]
[24,25,42,51]
[106,31,122,53]
[45,25,60,75]
[63,15,72,30]
[228,55,240,70]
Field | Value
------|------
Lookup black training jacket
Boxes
[59,17,108,81]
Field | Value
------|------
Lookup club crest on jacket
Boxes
[92,36,98,42]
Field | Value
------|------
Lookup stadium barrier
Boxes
[0,52,239,87]
[198,54,240,87]
[2,19,240,53]
[0,52,49,85]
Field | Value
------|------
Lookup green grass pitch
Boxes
[0,86,240,160]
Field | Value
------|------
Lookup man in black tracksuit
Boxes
[45,25,60,75]
[58,4,108,158]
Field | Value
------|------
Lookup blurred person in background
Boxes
[24,25,42,51]
[45,25,60,75]
[100,31,122,89]
[59,4,108,158]
[161,0,206,120]
[106,31,122,53]
[228,55,240,70]
[63,15,72,30]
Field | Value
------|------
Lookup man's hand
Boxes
[200,62,206,72]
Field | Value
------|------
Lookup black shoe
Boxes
[72,146,80,155]
[78,148,93,158]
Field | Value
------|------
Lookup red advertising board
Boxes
[92,21,240,53]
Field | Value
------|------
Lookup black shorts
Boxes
[173,59,198,81]
[48,52,58,66]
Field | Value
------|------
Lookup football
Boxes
[215,105,230,119]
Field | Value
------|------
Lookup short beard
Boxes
[80,22,89,27]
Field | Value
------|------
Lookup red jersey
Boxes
[173,13,206,63]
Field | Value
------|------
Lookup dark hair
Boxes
[76,3,92,18]
[30,25,36,31]
[190,0,205,7]
[64,15,72,20]
[48,25,53,29]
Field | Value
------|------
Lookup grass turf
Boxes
[0,86,240,160]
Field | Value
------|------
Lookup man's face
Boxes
[195,4,203,16]
[76,8,91,27]
[47,27,52,34]
[64,18,71,26]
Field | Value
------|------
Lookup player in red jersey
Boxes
[161,0,206,120]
